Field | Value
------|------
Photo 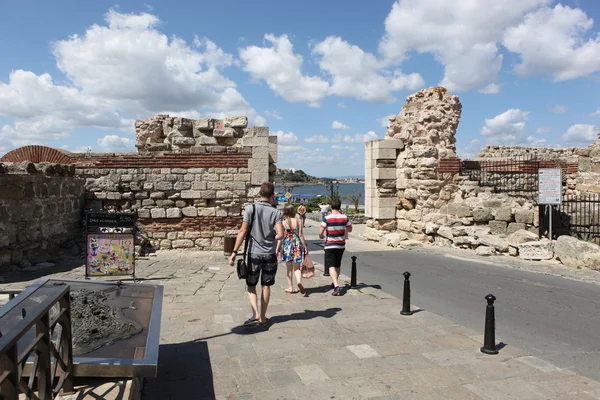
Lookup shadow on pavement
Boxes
[143,341,215,400]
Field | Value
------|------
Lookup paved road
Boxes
[303,223,600,381]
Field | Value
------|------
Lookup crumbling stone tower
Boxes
[365,87,462,243]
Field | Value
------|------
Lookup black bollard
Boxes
[400,272,412,316]
[350,256,357,288]
[480,294,499,355]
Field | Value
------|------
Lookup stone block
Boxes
[133,209,148,219]
[478,236,510,252]
[374,168,396,180]
[159,239,172,249]
[405,209,422,222]
[518,240,553,260]
[155,181,173,191]
[495,207,513,222]
[150,208,166,219]
[196,136,218,145]
[483,199,503,208]
[507,222,526,234]
[167,232,177,240]
[172,137,196,146]
[476,246,494,256]
[372,139,404,149]
[372,207,396,219]
[234,173,251,182]
[251,172,269,185]
[156,199,175,207]
[194,118,216,130]
[489,220,507,234]
[508,229,539,245]
[371,197,397,208]
[106,192,122,200]
[247,158,269,172]
[437,226,453,240]
[242,137,269,147]
[373,148,397,159]
[165,208,182,218]
[223,116,248,128]
[174,181,191,190]
[448,203,472,218]
[213,128,235,137]
[473,208,494,223]
[554,235,600,269]
[515,210,534,224]
[380,232,408,247]
[252,146,269,159]
[216,190,233,199]
[172,239,195,249]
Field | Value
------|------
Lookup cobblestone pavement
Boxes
[2,246,600,399]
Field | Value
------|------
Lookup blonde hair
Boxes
[283,204,296,218]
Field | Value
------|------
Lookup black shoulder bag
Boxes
[237,204,256,280]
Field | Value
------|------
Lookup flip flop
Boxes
[258,318,272,327]
[284,288,295,294]
[297,283,306,295]
[243,317,259,326]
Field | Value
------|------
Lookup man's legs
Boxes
[329,266,340,288]
[247,286,260,320]
[260,285,271,323]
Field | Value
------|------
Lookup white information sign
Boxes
[538,168,562,205]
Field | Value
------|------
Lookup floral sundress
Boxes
[281,221,303,263]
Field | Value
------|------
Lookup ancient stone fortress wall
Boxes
[0,115,277,258]
[0,162,85,270]
[365,86,600,267]
[80,115,277,252]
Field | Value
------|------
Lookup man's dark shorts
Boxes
[324,248,345,269]
[247,254,278,287]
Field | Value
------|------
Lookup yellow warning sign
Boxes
[284,192,292,199]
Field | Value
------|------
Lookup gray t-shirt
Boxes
[243,201,282,255]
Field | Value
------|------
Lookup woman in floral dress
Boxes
[277,204,308,294]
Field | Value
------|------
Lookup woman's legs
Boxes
[285,261,294,290]
[293,262,302,285]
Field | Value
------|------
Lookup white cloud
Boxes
[0,9,262,152]
[503,4,600,81]
[312,36,423,103]
[331,144,355,151]
[480,83,501,94]
[378,116,390,129]
[239,34,330,107]
[459,138,482,158]
[590,109,600,117]
[480,108,530,144]
[332,120,350,130]
[379,0,550,92]
[536,126,552,134]
[337,102,346,109]
[264,110,283,120]
[551,105,568,114]
[274,130,302,152]
[97,135,136,152]
[561,124,598,146]
[335,131,379,144]
[305,135,330,144]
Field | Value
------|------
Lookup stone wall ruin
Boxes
[365,86,600,267]
[0,115,277,270]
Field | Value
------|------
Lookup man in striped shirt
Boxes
[318,198,352,296]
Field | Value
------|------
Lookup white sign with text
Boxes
[538,168,562,205]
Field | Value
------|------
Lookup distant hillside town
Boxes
[275,168,363,184]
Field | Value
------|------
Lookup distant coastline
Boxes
[276,180,365,187]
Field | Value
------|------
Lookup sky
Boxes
[0,0,599,177]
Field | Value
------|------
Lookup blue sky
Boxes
[0,0,599,177]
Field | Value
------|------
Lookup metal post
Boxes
[350,256,357,288]
[400,272,412,316]
[480,294,499,355]
[549,205,553,241]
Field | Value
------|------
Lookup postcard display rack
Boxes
[85,212,137,280]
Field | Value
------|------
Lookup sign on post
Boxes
[538,168,562,205]
[85,212,136,280]
[538,168,562,241]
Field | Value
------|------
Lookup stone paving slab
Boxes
[3,247,600,399]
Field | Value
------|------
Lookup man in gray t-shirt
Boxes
[229,182,284,326]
